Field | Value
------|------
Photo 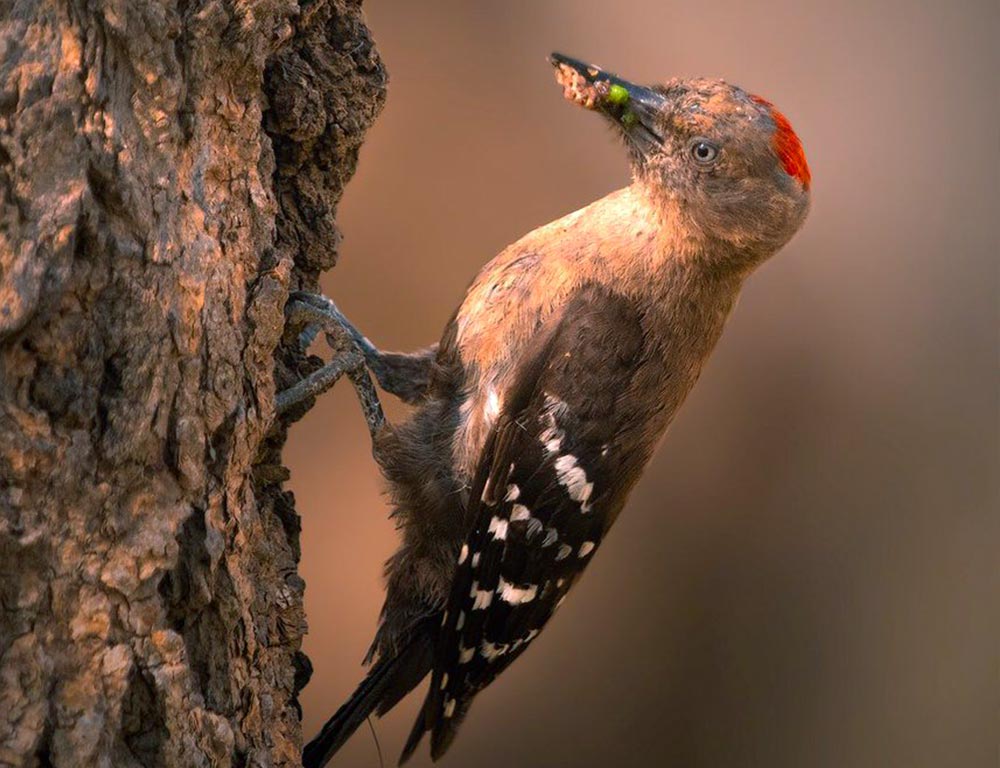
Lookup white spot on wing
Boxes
[456,611,465,630]
[487,516,508,540]
[505,484,521,501]
[542,528,559,547]
[539,394,568,455]
[553,454,594,510]
[541,431,563,456]
[555,544,572,561]
[510,504,531,521]
[578,541,595,557]
[497,577,538,604]
[480,641,507,661]
[470,581,493,610]
[458,543,469,565]
[459,646,475,664]
[444,698,456,718]
[440,673,448,690]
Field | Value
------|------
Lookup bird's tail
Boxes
[303,622,435,768]
[398,688,470,765]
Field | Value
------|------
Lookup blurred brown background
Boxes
[285,1,997,766]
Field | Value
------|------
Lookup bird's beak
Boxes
[549,52,666,158]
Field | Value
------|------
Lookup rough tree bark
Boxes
[0,1,385,766]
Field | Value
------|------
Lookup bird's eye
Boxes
[690,139,719,165]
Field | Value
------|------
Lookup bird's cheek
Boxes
[643,155,690,195]
[707,179,800,253]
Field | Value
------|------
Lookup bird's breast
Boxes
[445,185,697,483]
[450,252,568,482]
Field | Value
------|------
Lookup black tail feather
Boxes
[398,685,469,765]
[429,698,469,762]
[397,697,428,766]
[303,624,435,768]
[302,661,390,768]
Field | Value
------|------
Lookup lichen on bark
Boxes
[0,1,385,765]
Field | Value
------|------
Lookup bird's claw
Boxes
[276,292,386,435]
[284,291,357,353]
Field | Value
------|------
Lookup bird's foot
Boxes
[278,292,386,438]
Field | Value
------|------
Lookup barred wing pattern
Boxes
[402,285,650,761]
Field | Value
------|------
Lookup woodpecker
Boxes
[284,53,811,766]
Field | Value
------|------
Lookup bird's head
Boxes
[551,53,811,262]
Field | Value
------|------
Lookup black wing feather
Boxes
[401,285,651,763]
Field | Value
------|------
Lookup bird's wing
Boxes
[401,284,654,763]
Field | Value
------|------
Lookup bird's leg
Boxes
[286,290,440,402]
[278,292,386,440]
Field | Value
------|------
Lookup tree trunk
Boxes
[0,1,385,766]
